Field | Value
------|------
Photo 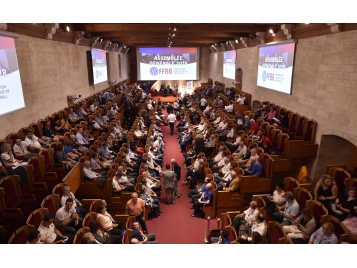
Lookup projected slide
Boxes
[257,42,296,94]
[223,50,236,80]
[0,35,25,116]
[137,47,199,80]
[91,50,108,84]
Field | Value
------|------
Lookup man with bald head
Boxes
[126,192,148,233]
[232,201,259,233]
[191,183,213,218]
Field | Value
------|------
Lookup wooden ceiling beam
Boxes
[93,31,248,38]
[83,23,269,32]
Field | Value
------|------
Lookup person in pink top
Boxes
[263,106,277,124]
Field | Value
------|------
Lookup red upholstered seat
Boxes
[26,208,49,229]
[8,225,35,244]
[89,200,102,213]
[331,168,351,197]
[294,187,312,209]
[82,212,97,229]
[0,176,39,218]
[28,156,60,190]
[267,221,286,244]
[41,194,60,216]
[40,149,68,180]
[284,177,299,193]
[306,200,328,230]
[74,228,89,244]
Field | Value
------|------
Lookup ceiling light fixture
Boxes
[269,29,278,35]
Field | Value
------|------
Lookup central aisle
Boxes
[145,106,207,244]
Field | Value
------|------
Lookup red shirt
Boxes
[250,123,259,135]
[263,137,273,147]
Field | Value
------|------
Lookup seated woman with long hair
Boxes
[0,143,27,167]
[314,174,338,214]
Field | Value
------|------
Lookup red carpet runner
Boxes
[145,106,206,244]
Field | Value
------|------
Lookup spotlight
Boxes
[62,25,70,32]
[173,27,177,31]
[269,29,278,35]
[172,33,175,37]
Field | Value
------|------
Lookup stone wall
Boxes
[0,34,129,138]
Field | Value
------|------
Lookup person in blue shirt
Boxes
[244,157,263,176]
[212,229,231,244]
[191,183,213,217]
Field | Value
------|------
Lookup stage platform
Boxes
[152,96,178,103]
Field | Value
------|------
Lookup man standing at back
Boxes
[126,192,148,233]
[162,164,176,205]
[171,158,181,198]
[167,110,176,136]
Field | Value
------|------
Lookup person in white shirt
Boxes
[208,146,225,167]
[89,102,98,113]
[147,101,153,110]
[173,101,180,111]
[13,137,38,161]
[224,101,234,113]
[38,214,69,244]
[24,129,48,151]
[167,111,176,136]
[76,127,90,147]
[235,95,245,105]
[83,160,102,179]
[232,201,259,233]
[238,214,267,243]
[232,141,247,160]
[211,153,228,173]
[219,158,231,176]
[55,198,82,235]
[60,185,88,218]
[212,116,221,126]
[225,135,242,153]
[199,97,207,111]
[226,127,234,138]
